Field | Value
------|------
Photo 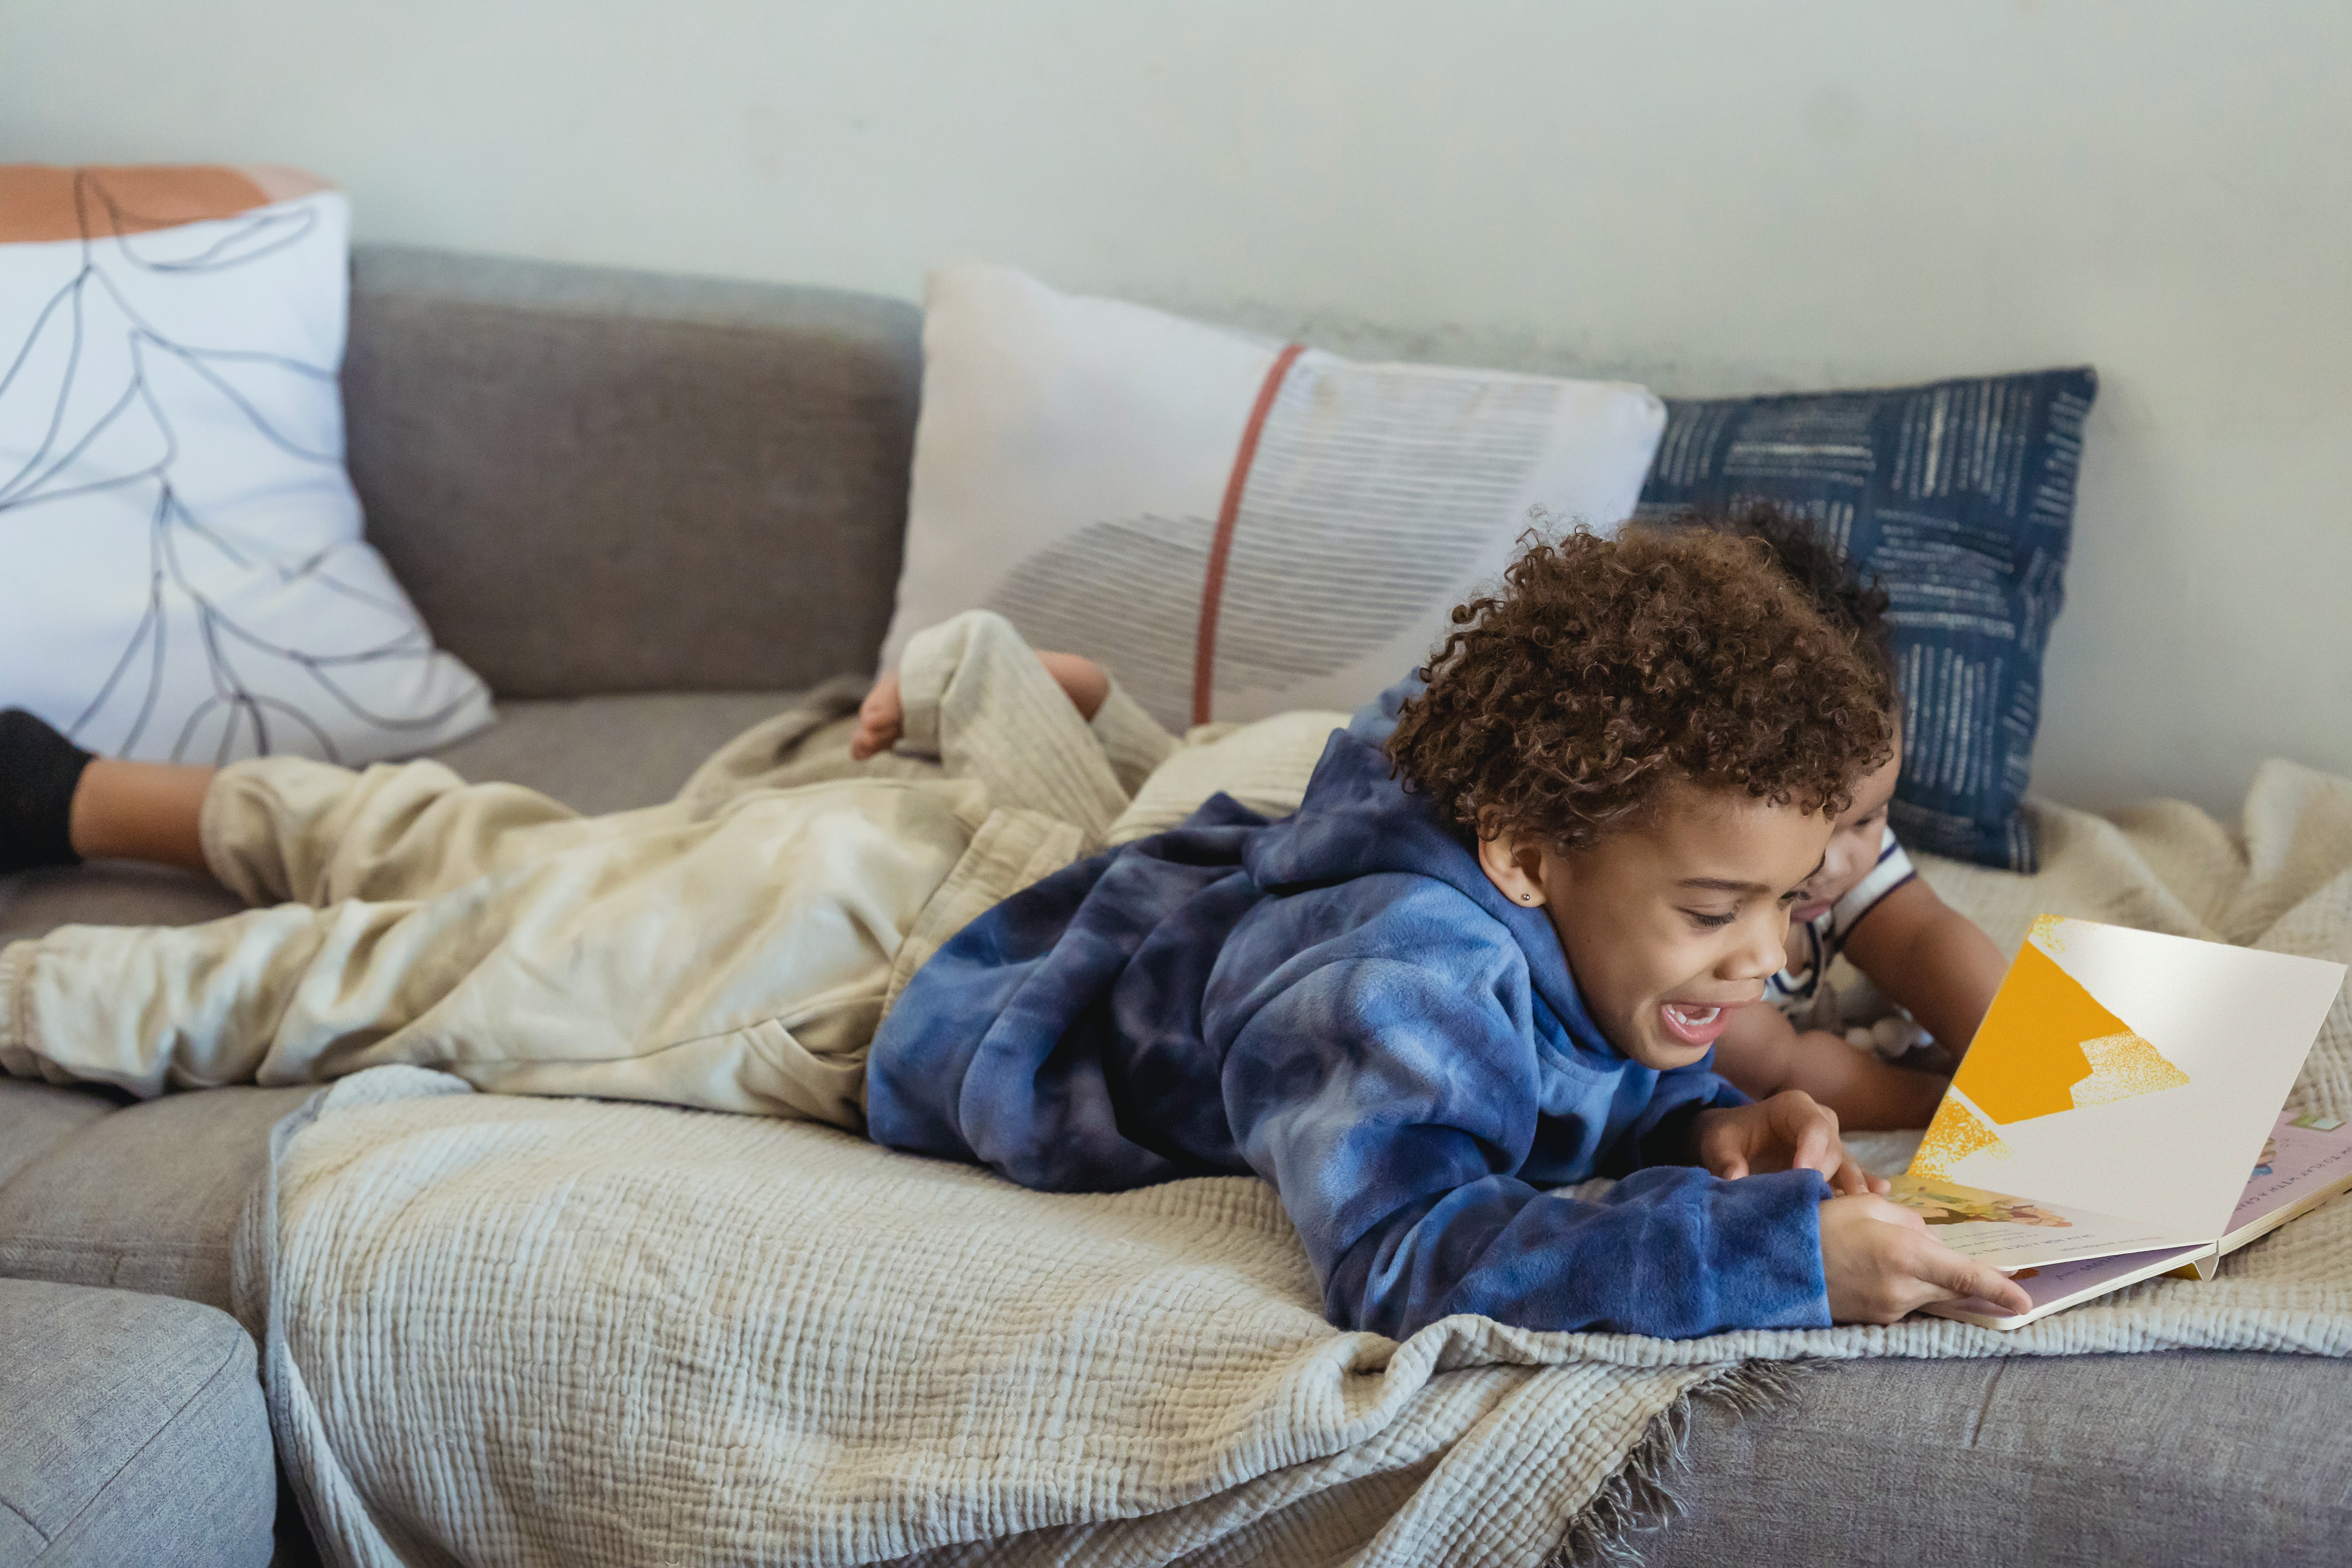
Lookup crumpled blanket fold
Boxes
[237,759,2352,1568]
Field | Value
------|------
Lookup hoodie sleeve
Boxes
[1218,899,1829,1341]
[1595,1059,1751,1178]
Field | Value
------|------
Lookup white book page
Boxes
[1884,1174,2202,1272]
[1911,916,2346,1242]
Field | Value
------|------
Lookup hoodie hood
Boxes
[1241,728,1599,1042]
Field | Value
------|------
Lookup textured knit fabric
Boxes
[0,612,1129,1123]
[1103,708,1354,845]
[869,721,1831,1342]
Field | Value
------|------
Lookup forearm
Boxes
[1712,1001,1943,1129]
[1709,1004,1802,1101]
[1881,910,2007,1059]
[1771,1032,1947,1130]
[1233,951,1826,1340]
[1842,880,2007,1060]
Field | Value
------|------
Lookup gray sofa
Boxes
[0,1278,274,1566]
[2,244,2348,1566]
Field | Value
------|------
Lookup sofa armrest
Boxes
[344,245,920,698]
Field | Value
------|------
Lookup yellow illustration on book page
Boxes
[1911,1094,2011,1181]
[1951,933,2190,1127]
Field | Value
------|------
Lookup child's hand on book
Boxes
[1692,1091,1886,1196]
[1819,1195,2034,1322]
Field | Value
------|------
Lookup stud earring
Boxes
[1521,891,1535,903]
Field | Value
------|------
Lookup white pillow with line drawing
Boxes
[0,163,491,765]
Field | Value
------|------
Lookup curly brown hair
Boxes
[1387,526,1896,851]
[1675,499,1896,682]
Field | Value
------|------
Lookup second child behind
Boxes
[1694,505,2011,1129]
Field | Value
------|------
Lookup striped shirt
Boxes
[1766,824,1916,1014]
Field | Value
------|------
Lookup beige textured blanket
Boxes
[238,760,2352,1568]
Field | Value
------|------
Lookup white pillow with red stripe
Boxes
[880,263,1667,732]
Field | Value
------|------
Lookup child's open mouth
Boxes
[1659,1001,1735,1047]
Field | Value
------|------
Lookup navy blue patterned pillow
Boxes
[1636,368,2096,871]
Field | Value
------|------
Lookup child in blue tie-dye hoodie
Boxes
[867,526,2032,1339]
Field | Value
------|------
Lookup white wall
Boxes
[9,0,2347,817]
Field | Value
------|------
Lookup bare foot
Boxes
[1036,652,1109,720]
[849,670,904,760]
[849,651,1110,762]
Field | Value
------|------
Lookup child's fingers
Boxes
[1776,1095,1838,1176]
[1692,1112,1751,1180]
[1982,1272,2036,1316]
[1828,1154,1875,1196]
[1915,1237,2033,1314]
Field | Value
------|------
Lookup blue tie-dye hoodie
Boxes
[866,695,1833,1341]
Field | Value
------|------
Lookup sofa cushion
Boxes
[346,245,920,700]
[0,1087,312,1312]
[425,689,800,815]
[1646,1350,2352,1566]
[0,1080,118,1190]
[0,1277,274,1568]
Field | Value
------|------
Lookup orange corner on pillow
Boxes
[0,163,333,244]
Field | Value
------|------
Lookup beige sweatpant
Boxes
[0,612,1176,1125]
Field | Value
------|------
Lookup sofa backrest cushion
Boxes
[345,245,921,698]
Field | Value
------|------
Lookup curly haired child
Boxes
[1686,503,2011,1129]
[868,526,2031,1337]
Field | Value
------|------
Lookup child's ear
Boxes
[1475,821,1550,909]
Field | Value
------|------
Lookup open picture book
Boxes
[1880,914,2348,1329]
